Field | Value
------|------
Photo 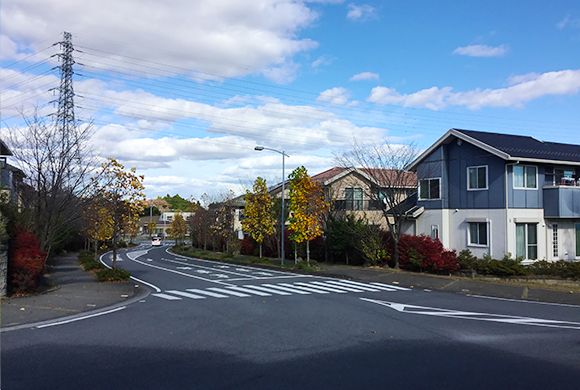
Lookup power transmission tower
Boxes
[55,31,76,133]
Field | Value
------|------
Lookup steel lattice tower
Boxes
[55,31,76,133]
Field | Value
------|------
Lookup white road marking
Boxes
[242,285,292,295]
[152,293,182,300]
[277,283,330,294]
[370,282,411,291]
[332,279,397,292]
[176,267,193,270]
[323,280,382,292]
[262,284,311,295]
[294,282,348,293]
[186,289,230,298]
[167,290,206,299]
[361,298,580,330]
[224,286,272,296]
[36,307,127,328]
[309,281,363,293]
[207,287,251,297]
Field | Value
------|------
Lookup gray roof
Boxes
[409,128,580,171]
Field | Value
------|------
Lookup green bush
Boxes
[527,260,580,280]
[81,260,105,271]
[78,251,96,265]
[458,250,527,277]
[96,268,131,282]
[118,240,128,248]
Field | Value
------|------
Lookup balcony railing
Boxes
[543,186,580,218]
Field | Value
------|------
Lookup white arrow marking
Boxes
[254,272,273,276]
[176,267,193,270]
[361,298,580,330]
[235,268,251,272]
[213,274,230,279]
[215,265,230,269]
[195,270,211,274]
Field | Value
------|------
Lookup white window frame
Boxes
[467,222,488,247]
[552,224,558,258]
[467,165,488,191]
[516,223,538,260]
[431,225,439,240]
[418,177,441,200]
[513,165,538,190]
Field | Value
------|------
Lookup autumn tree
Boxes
[167,212,187,245]
[187,194,213,250]
[146,221,157,238]
[243,177,275,258]
[91,158,146,269]
[83,198,114,257]
[335,139,419,269]
[288,166,329,265]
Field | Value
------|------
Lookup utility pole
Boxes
[55,31,76,133]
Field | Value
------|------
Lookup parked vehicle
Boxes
[152,237,162,247]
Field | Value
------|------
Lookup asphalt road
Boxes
[3,244,580,389]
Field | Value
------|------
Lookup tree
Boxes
[187,194,213,251]
[7,112,95,253]
[243,177,275,258]
[91,158,146,269]
[83,199,114,257]
[146,221,157,238]
[335,139,419,269]
[211,190,236,253]
[288,166,329,265]
[163,194,198,212]
[167,212,187,245]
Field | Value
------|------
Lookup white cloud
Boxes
[452,44,509,57]
[346,4,377,21]
[367,69,580,110]
[316,87,350,105]
[312,55,335,68]
[556,14,580,30]
[349,71,379,81]
[0,0,321,83]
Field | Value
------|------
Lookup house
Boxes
[406,128,580,263]
[0,140,26,208]
[269,166,417,229]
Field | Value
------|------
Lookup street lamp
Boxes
[254,146,289,266]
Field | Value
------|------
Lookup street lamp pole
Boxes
[254,146,289,266]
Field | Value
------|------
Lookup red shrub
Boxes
[10,231,47,294]
[240,236,255,256]
[385,233,459,274]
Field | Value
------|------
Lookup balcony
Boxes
[543,185,580,218]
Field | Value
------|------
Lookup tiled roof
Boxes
[456,129,580,163]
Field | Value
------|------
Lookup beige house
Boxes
[269,167,417,229]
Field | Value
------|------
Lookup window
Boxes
[431,225,439,240]
[344,187,363,210]
[576,223,580,258]
[516,223,538,260]
[468,166,487,190]
[552,224,558,258]
[468,222,487,246]
[513,165,537,189]
[419,178,440,200]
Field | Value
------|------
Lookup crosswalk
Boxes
[152,279,410,301]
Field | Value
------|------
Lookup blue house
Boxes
[406,129,580,263]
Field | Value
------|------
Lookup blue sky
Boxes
[2,0,579,199]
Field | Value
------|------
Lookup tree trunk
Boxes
[259,242,263,258]
[306,240,310,266]
[112,224,118,269]
[393,236,400,269]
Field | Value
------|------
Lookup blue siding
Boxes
[417,140,506,209]
[544,187,580,218]
[507,165,543,209]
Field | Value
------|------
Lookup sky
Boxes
[2,0,580,200]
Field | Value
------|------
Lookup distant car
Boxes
[151,237,162,247]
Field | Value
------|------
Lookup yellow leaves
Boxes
[243,177,275,244]
[288,166,329,244]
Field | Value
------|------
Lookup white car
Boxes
[151,237,162,247]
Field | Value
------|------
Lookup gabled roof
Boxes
[408,128,580,171]
[311,167,416,188]
[1,140,13,156]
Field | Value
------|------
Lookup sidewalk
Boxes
[1,252,143,330]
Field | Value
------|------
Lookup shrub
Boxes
[9,231,48,294]
[527,260,580,280]
[96,268,131,282]
[118,240,128,248]
[396,234,459,274]
[459,252,528,277]
[240,236,256,256]
[81,260,105,271]
[78,251,95,265]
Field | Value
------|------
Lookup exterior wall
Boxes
[545,219,580,261]
[507,164,543,208]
